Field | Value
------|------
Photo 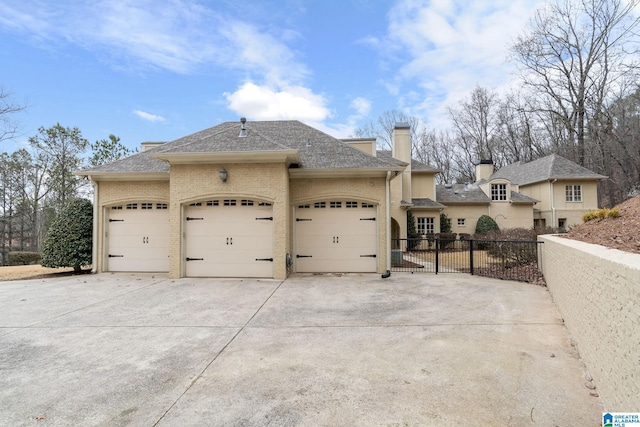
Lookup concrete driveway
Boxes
[0,272,602,426]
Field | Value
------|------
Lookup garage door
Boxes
[107,202,169,272]
[295,200,377,273]
[184,199,273,277]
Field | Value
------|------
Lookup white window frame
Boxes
[565,185,582,202]
[416,217,435,235]
[457,218,466,227]
[491,183,507,201]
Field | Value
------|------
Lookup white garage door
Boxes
[184,199,274,278]
[295,200,378,273]
[107,202,169,272]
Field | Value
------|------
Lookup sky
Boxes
[0,0,545,153]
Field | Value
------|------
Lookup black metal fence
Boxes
[391,237,544,284]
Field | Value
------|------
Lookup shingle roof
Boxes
[377,150,439,172]
[510,192,539,204]
[411,198,446,209]
[491,154,606,185]
[79,120,402,175]
[436,184,490,204]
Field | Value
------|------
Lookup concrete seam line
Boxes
[151,279,286,427]
[17,277,170,331]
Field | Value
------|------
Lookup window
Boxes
[126,203,138,210]
[558,218,567,229]
[206,200,219,206]
[314,202,326,208]
[223,199,236,206]
[189,202,202,206]
[111,205,123,210]
[156,203,168,210]
[346,201,358,208]
[361,203,374,208]
[457,218,466,227]
[298,204,310,209]
[259,202,272,206]
[565,185,582,202]
[141,203,153,210]
[416,217,435,235]
[241,199,254,206]
[330,201,342,208]
[491,184,507,201]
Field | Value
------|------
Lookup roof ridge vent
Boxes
[239,117,248,137]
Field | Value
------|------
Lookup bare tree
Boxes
[353,109,421,150]
[0,87,27,143]
[510,0,640,166]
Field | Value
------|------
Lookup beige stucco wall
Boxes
[442,204,488,235]
[290,176,387,273]
[490,202,535,230]
[345,139,376,156]
[169,163,290,279]
[539,234,640,410]
[521,180,599,228]
[411,173,437,199]
[389,174,407,241]
[95,180,170,272]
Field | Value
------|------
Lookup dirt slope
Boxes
[563,195,640,254]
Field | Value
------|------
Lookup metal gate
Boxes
[391,237,544,283]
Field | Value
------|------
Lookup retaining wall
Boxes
[539,234,640,410]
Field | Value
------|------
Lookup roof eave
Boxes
[76,172,170,181]
[289,167,404,179]
[150,150,300,164]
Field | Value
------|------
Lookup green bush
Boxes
[406,210,421,250]
[41,198,93,272]
[475,214,499,235]
[8,251,42,266]
[440,213,452,233]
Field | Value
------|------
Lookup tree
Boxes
[510,0,640,166]
[475,215,500,235]
[88,134,135,167]
[41,198,92,272]
[0,87,27,143]
[29,123,88,212]
[353,109,422,150]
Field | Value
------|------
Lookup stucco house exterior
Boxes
[78,119,604,279]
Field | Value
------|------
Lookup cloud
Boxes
[224,82,331,122]
[133,110,166,123]
[378,0,543,128]
[0,0,307,80]
[350,97,371,117]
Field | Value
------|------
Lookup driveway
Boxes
[0,273,602,426]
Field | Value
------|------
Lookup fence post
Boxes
[469,239,474,276]
[435,236,439,274]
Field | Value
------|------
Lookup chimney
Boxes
[392,122,411,203]
[475,159,494,183]
[239,117,248,137]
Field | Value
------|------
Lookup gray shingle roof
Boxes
[79,120,402,175]
[436,184,490,204]
[411,198,446,209]
[510,191,539,204]
[377,150,439,172]
[491,154,606,185]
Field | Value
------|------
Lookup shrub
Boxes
[436,232,457,249]
[582,207,621,222]
[41,198,93,272]
[475,215,499,235]
[8,251,42,266]
[406,210,421,250]
[440,213,452,233]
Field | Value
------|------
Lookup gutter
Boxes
[550,179,557,227]
[90,177,98,274]
[381,171,392,279]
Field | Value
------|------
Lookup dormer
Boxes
[480,179,511,202]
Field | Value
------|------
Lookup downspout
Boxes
[381,171,392,279]
[91,178,98,274]
[550,179,557,227]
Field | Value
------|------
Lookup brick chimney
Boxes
[475,159,494,183]
[392,122,411,202]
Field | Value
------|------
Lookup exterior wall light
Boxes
[219,167,228,183]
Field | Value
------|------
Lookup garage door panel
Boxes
[295,202,377,273]
[184,201,273,278]
[107,204,169,272]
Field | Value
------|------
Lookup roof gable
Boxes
[491,154,606,185]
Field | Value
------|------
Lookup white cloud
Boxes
[350,97,371,117]
[380,0,543,128]
[224,82,331,122]
[133,110,165,123]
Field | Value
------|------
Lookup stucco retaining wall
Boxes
[539,234,640,410]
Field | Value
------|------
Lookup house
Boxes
[78,119,407,280]
[78,119,604,279]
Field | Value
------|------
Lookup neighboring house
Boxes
[78,119,604,279]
